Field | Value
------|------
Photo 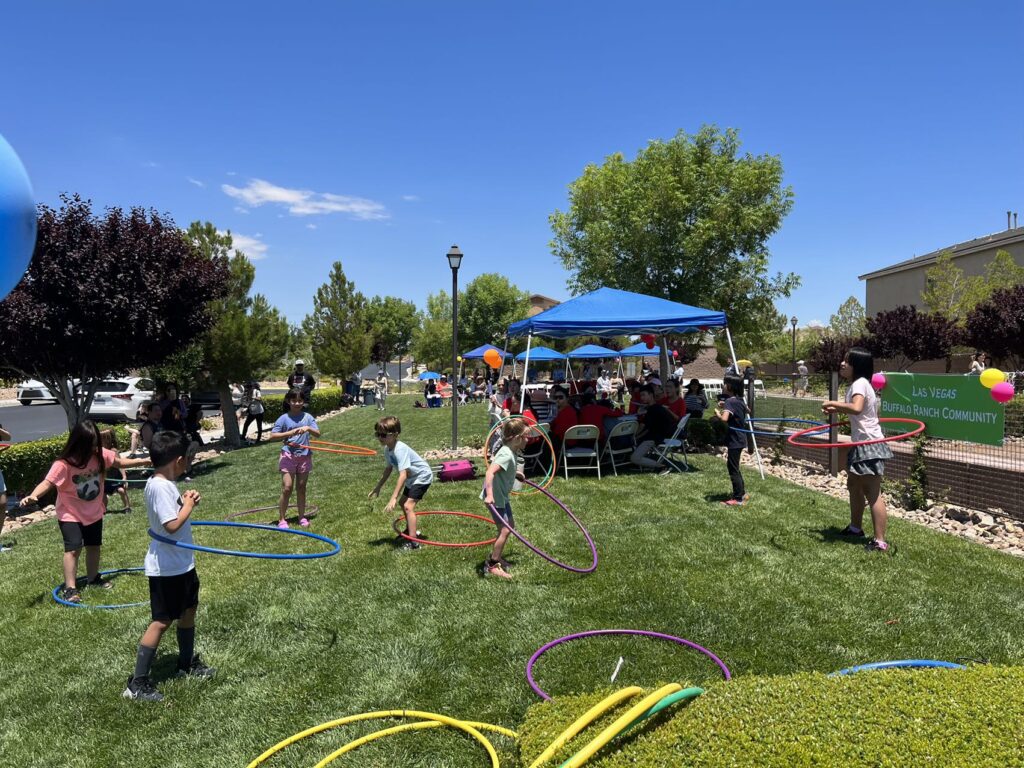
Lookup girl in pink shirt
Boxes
[21,420,150,603]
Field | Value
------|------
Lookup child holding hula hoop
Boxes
[713,375,750,506]
[21,421,151,604]
[481,418,530,580]
[821,347,893,552]
[370,416,432,551]
[268,389,321,529]
[124,432,214,702]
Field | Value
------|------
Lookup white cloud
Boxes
[219,231,268,261]
[226,170,237,176]
[234,206,250,215]
[306,223,317,230]
[222,178,389,220]
[187,176,205,188]
[402,194,420,202]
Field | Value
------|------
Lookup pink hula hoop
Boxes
[786,417,926,449]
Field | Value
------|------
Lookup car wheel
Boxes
[19,399,32,406]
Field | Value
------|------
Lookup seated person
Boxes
[683,379,707,419]
[625,378,641,414]
[547,385,577,447]
[630,385,677,470]
[577,392,624,443]
[659,379,687,422]
[139,401,163,453]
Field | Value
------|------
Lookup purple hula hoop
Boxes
[527,629,732,700]
[487,479,598,574]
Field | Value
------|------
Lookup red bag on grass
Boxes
[438,460,476,482]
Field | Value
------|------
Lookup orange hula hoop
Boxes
[287,441,377,456]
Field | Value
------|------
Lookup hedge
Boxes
[0,424,132,494]
[516,666,1024,767]
[259,387,345,422]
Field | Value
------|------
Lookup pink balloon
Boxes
[991,381,1014,403]
[871,372,886,390]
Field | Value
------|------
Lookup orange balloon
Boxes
[484,348,503,369]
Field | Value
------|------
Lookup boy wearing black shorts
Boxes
[369,416,433,550]
[123,432,214,702]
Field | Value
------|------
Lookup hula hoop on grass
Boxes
[244,709,517,768]
[831,659,965,676]
[51,567,147,609]
[729,417,828,438]
[147,520,339,559]
[392,510,497,548]
[527,629,732,700]
[787,417,926,448]
[287,441,376,456]
[483,416,556,495]
[226,503,320,521]
[487,479,597,574]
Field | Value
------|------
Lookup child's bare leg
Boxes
[863,476,887,542]
[63,549,81,588]
[295,472,308,518]
[85,544,101,581]
[847,474,866,530]
[490,527,512,563]
[118,488,130,509]
[141,620,170,649]
[278,472,294,521]
[403,497,418,535]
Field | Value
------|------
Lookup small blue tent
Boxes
[566,344,621,359]
[619,341,661,357]
[462,344,509,360]
[514,346,565,362]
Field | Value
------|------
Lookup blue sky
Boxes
[2,1,1022,328]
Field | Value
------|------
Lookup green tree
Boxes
[410,290,453,372]
[303,261,371,382]
[921,252,985,324]
[828,296,867,338]
[366,295,418,366]
[459,273,531,352]
[189,222,290,447]
[982,249,1024,296]
[282,324,313,377]
[550,125,798,379]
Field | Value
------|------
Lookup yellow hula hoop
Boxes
[527,686,644,768]
[484,415,557,496]
[244,709,516,768]
[561,683,682,768]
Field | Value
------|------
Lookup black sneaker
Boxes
[400,540,422,551]
[839,525,865,537]
[86,575,114,590]
[60,586,82,603]
[174,655,216,679]
[123,675,163,702]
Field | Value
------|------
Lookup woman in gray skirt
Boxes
[822,347,893,553]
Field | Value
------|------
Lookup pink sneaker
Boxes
[299,517,310,527]
[277,520,289,529]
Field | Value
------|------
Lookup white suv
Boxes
[86,377,157,422]
[17,379,60,405]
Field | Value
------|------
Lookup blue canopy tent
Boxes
[619,341,661,357]
[462,344,509,360]
[514,346,565,361]
[565,343,622,384]
[504,287,762,476]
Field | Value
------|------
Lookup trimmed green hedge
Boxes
[0,424,132,494]
[517,666,1024,767]
[259,387,345,422]
[686,418,728,449]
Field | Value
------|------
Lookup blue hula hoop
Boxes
[831,659,966,676]
[730,417,830,438]
[147,520,340,560]
[52,567,148,609]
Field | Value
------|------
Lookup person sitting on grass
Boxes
[268,389,320,529]
[100,429,131,514]
[123,431,214,702]
[21,421,151,604]
[369,416,433,551]
[713,375,750,506]
[629,384,676,473]
[481,418,530,580]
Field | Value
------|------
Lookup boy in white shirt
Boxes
[123,432,214,702]
[369,416,434,550]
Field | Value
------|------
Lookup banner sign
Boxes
[879,373,1004,446]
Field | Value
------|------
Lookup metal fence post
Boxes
[829,371,839,477]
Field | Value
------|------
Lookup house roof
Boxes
[858,227,1024,281]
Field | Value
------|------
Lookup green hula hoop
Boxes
[484,414,555,495]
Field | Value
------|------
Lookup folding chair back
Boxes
[652,414,690,472]
[599,418,639,476]
[560,424,601,479]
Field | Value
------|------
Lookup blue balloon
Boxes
[0,133,36,302]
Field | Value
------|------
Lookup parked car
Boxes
[16,379,79,405]
[86,377,157,422]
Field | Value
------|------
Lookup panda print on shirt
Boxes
[72,470,103,502]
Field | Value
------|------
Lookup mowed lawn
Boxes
[2,395,1023,767]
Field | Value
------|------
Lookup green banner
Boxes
[879,373,1005,446]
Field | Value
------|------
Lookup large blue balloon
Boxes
[0,133,36,302]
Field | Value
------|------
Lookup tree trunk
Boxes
[659,335,671,382]
[219,381,241,447]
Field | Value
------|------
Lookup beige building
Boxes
[528,293,559,317]
[859,225,1024,315]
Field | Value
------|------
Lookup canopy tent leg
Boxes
[725,327,765,480]
[519,333,533,414]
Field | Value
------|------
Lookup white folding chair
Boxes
[651,414,690,473]
[560,424,602,480]
[521,422,550,474]
[599,419,639,476]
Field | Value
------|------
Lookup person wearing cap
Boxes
[796,360,809,398]
[288,360,316,405]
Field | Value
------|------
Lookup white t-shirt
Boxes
[597,375,612,393]
[385,441,433,488]
[144,475,195,577]
[673,366,685,379]
[846,377,882,443]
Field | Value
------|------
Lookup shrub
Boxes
[260,387,345,423]
[0,424,131,493]
[1006,395,1024,439]
[686,418,727,450]
[517,666,1024,767]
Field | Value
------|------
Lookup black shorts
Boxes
[59,519,103,551]
[488,502,515,531]
[104,479,126,495]
[401,483,431,502]
[149,570,200,622]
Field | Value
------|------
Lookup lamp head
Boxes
[447,245,463,270]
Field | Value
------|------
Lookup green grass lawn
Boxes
[2,394,1023,767]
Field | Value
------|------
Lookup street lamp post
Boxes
[447,245,463,449]
[790,315,798,396]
